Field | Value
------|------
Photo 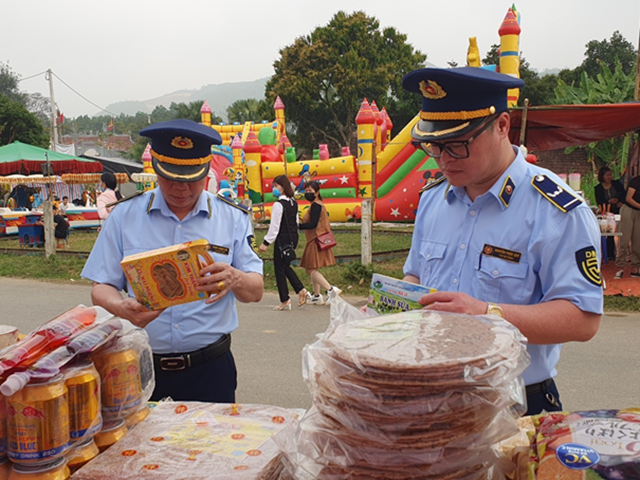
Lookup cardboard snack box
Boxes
[366,273,437,315]
[121,239,213,310]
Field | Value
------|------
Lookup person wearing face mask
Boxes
[298,181,342,305]
[259,175,309,310]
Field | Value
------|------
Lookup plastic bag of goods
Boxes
[275,295,531,480]
[71,402,304,480]
[91,326,155,423]
[530,409,640,479]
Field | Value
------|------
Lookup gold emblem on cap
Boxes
[171,136,194,149]
[419,80,447,100]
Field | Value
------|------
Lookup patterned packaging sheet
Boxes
[72,402,304,480]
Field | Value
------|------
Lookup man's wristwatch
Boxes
[486,302,505,318]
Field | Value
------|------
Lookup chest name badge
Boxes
[482,244,522,263]
[208,244,230,255]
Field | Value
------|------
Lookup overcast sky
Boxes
[3,0,638,118]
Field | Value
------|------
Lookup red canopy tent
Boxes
[0,141,103,175]
[509,103,640,152]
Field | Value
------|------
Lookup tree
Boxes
[556,31,637,87]
[0,95,49,147]
[26,92,52,129]
[0,62,27,105]
[554,60,637,176]
[227,99,265,123]
[580,31,637,78]
[265,11,426,155]
[168,101,216,123]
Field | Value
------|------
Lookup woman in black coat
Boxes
[594,166,625,214]
[594,166,625,260]
[258,175,308,310]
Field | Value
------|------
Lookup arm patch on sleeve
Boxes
[575,246,602,287]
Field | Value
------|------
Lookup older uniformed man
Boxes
[401,67,603,415]
[82,119,264,403]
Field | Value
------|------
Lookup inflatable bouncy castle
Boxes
[202,98,440,223]
[195,5,522,223]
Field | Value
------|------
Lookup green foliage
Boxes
[227,99,268,123]
[555,60,637,174]
[265,11,426,155]
[555,61,636,105]
[0,62,27,105]
[580,31,637,78]
[580,170,597,205]
[65,102,222,142]
[343,261,374,284]
[0,94,49,147]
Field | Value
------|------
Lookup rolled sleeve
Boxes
[81,212,127,290]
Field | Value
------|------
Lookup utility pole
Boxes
[46,69,58,151]
[43,152,55,258]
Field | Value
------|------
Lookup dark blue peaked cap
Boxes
[402,67,525,142]
[140,119,222,182]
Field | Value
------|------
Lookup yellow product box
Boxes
[121,239,213,310]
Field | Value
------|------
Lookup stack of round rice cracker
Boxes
[280,310,530,480]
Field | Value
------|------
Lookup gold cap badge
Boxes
[419,80,447,100]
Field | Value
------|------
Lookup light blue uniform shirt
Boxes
[404,148,603,385]
[82,188,263,354]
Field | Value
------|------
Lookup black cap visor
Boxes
[411,117,487,143]
[152,157,209,183]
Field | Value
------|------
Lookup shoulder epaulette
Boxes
[531,175,582,213]
[216,193,250,214]
[419,176,447,194]
[106,190,145,209]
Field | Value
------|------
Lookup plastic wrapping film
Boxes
[71,402,305,480]
[90,326,155,421]
[529,409,640,480]
[275,295,530,480]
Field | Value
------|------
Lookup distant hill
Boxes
[105,77,269,120]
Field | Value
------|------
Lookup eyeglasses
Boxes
[414,116,498,160]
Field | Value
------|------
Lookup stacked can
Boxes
[93,347,143,419]
[64,362,102,442]
[65,438,99,474]
[8,457,69,480]
[93,420,127,453]
[62,362,101,474]
[5,376,70,466]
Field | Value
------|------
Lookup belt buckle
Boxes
[160,356,186,371]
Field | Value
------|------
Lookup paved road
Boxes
[0,278,637,411]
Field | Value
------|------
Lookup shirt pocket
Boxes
[419,240,448,285]
[477,255,529,303]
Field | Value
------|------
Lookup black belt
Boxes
[153,334,231,371]
[525,378,553,396]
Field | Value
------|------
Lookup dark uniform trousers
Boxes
[151,335,236,403]
[525,378,563,416]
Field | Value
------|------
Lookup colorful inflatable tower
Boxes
[243,131,262,204]
[498,5,522,107]
[231,134,244,198]
[356,99,376,198]
[200,101,212,127]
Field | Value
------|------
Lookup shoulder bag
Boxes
[278,199,296,261]
[316,231,337,251]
